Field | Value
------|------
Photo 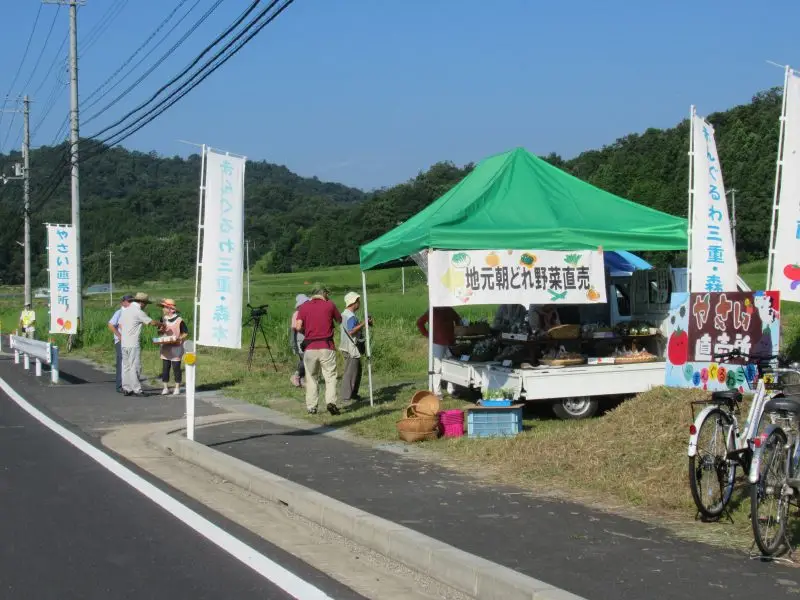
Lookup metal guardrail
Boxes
[8,335,59,383]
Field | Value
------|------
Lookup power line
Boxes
[0,4,44,152]
[81,0,214,119]
[32,31,68,98]
[80,0,128,55]
[87,0,262,138]
[20,6,62,96]
[100,0,296,149]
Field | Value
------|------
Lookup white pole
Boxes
[22,96,31,307]
[185,341,196,441]
[767,66,791,291]
[361,271,374,406]
[23,353,30,371]
[402,266,405,295]
[108,250,113,307]
[427,250,434,393]
[51,346,59,384]
[35,357,41,377]
[68,0,83,325]
[188,145,207,442]
[246,239,251,304]
[687,105,696,290]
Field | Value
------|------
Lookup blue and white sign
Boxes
[197,150,246,349]
[46,224,79,335]
[690,112,738,293]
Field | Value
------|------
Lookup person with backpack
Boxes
[290,294,309,388]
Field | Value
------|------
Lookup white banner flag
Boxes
[690,113,738,292]
[428,249,607,307]
[197,150,246,348]
[46,224,79,334]
[769,69,800,300]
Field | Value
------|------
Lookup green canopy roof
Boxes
[359,147,687,271]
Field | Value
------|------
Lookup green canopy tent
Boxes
[357,147,688,403]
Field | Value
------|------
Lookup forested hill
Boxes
[0,88,783,285]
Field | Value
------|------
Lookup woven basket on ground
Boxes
[398,430,438,443]
[410,391,440,417]
[396,416,438,434]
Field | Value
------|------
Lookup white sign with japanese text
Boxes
[769,69,800,301]
[690,113,738,293]
[46,224,79,334]
[197,150,245,348]
[428,249,607,307]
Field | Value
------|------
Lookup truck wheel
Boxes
[552,397,598,420]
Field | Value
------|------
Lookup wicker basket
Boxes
[548,324,581,340]
[410,391,440,417]
[399,430,439,443]
[454,323,491,338]
[540,358,585,367]
[396,417,439,434]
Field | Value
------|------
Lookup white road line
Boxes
[0,377,334,600]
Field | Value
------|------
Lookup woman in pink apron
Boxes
[158,299,189,395]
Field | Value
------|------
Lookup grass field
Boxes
[1,262,796,550]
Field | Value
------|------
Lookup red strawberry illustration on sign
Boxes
[783,264,800,290]
[56,318,64,327]
[668,328,689,366]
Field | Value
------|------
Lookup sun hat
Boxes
[295,293,309,308]
[311,282,330,297]
[133,292,150,304]
[159,298,178,310]
[344,291,360,307]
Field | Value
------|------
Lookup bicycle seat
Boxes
[711,390,742,404]
[763,395,800,414]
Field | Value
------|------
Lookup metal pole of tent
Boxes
[427,250,434,393]
[687,105,695,291]
[767,66,791,291]
[361,271,374,406]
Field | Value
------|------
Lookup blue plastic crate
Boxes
[480,399,512,407]
[467,407,523,438]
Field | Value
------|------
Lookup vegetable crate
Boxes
[467,406,523,438]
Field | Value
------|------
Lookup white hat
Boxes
[295,294,309,308]
[344,291,360,307]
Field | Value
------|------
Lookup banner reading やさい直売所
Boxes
[427,249,607,307]
[47,224,79,335]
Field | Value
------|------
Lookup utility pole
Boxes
[23,96,31,307]
[44,0,84,321]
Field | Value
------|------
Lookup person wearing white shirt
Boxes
[107,294,133,393]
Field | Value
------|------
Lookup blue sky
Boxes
[0,0,797,190]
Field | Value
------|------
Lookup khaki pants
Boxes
[122,346,142,394]
[303,348,337,410]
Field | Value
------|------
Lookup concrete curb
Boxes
[150,428,585,600]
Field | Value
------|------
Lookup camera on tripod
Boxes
[247,303,269,318]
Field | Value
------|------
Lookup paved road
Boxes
[0,386,362,600]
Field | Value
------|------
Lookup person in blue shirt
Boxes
[339,291,371,403]
[107,294,133,393]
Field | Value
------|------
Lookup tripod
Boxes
[244,306,278,372]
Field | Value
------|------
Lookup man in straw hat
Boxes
[295,283,342,415]
[157,298,189,396]
[118,292,162,396]
[339,291,371,403]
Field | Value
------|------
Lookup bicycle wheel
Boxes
[751,428,789,556]
[689,407,736,518]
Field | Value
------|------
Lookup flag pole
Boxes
[687,105,696,291]
[767,65,791,291]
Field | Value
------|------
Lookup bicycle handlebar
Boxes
[712,349,778,362]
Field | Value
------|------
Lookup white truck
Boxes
[440,267,751,420]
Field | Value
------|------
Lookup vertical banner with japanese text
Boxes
[428,249,607,307]
[46,224,79,334]
[197,150,245,348]
[664,291,780,392]
[769,69,800,300]
[690,113,738,292]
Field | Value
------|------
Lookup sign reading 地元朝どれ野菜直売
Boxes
[197,150,245,349]
[664,291,780,392]
[427,249,607,307]
[46,224,79,335]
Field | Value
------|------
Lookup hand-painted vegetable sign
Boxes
[783,264,800,290]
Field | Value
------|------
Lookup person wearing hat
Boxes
[289,294,309,388]
[107,294,133,393]
[295,283,342,415]
[158,299,189,395]
[19,302,36,340]
[339,291,371,403]
[118,292,163,396]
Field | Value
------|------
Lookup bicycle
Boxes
[748,368,800,556]
[687,350,786,519]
